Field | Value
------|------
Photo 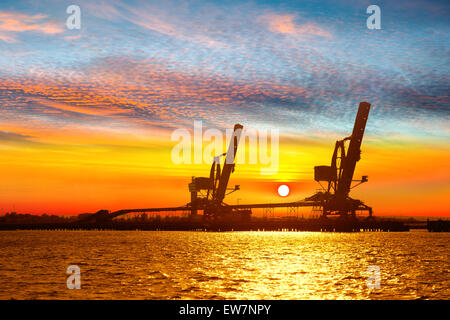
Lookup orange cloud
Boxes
[259,13,331,38]
[0,56,310,132]
[0,11,64,42]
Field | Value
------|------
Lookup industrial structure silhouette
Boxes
[0,102,414,232]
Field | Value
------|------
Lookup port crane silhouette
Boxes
[78,102,372,223]
[305,102,373,217]
[187,124,251,218]
[78,124,249,222]
[221,102,373,218]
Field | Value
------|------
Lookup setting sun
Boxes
[278,185,290,197]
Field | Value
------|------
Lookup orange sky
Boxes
[0,124,448,217]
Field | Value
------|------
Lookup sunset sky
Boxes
[0,0,449,216]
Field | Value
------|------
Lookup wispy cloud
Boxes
[0,11,64,42]
[0,130,32,142]
[83,0,226,48]
[259,13,331,38]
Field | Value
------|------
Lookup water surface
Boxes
[0,230,448,299]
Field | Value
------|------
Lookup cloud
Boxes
[259,13,331,38]
[0,55,311,131]
[1,47,448,139]
[0,130,32,142]
[0,1,447,139]
[83,1,226,48]
[0,11,64,42]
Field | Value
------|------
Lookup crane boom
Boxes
[215,124,243,203]
[336,102,371,198]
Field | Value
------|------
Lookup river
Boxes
[0,230,448,299]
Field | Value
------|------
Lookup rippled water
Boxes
[0,230,448,299]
